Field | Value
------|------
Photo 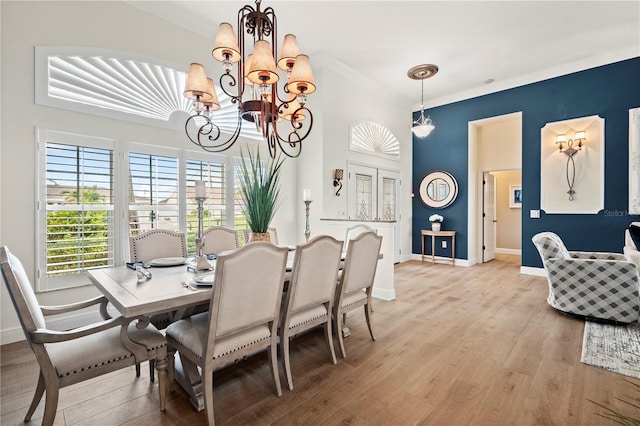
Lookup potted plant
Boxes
[429,214,444,231]
[238,146,284,243]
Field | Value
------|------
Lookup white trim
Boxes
[521,266,546,276]
[495,248,522,255]
[409,253,471,267]
[372,287,395,301]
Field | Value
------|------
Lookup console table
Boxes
[421,229,456,265]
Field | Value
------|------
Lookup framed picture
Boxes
[509,185,522,208]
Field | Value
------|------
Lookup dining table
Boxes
[88,249,298,411]
[88,247,380,411]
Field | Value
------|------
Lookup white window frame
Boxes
[36,128,123,292]
[36,131,245,292]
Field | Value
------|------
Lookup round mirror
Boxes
[427,178,450,201]
[419,171,458,208]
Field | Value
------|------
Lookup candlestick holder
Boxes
[304,200,312,242]
[194,196,213,271]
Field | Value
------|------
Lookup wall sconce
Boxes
[556,131,586,201]
[333,169,343,196]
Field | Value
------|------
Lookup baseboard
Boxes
[495,248,522,255]
[1,311,103,345]
[372,287,395,301]
[409,253,471,267]
[520,266,546,276]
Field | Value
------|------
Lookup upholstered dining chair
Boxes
[280,235,343,390]
[532,231,640,324]
[241,227,279,245]
[268,227,279,245]
[129,228,187,263]
[333,231,383,358]
[165,242,288,425]
[0,246,168,426]
[202,226,239,255]
[343,223,377,253]
[129,229,187,380]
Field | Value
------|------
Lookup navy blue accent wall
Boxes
[412,57,640,267]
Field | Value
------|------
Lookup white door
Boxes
[483,172,496,262]
[347,164,401,262]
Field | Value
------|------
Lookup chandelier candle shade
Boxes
[183,0,315,158]
[408,64,438,138]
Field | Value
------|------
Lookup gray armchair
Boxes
[532,232,640,324]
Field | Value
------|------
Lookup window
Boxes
[185,158,226,255]
[128,151,179,235]
[36,129,247,291]
[37,130,118,291]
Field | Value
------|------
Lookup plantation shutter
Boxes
[40,140,115,290]
[128,152,179,236]
[185,158,226,256]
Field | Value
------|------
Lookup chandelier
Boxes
[408,64,438,138]
[183,0,315,158]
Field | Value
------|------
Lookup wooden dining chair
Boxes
[0,246,168,426]
[202,226,239,255]
[343,223,377,253]
[241,227,278,245]
[165,242,289,426]
[333,231,383,358]
[129,228,187,380]
[129,228,187,263]
[268,227,279,245]
[280,235,343,390]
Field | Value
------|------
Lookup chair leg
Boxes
[42,376,59,426]
[149,359,155,382]
[155,356,167,411]
[325,316,337,365]
[281,328,293,391]
[202,365,215,426]
[364,304,375,341]
[268,340,283,397]
[24,372,45,422]
[167,347,176,387]
[135,362,141,378]
[336,309,347,358]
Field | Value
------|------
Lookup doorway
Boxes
[468,112,522,266]
[481,169,522,263]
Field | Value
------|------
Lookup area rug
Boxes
[581,321,640,379]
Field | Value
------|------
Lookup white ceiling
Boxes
[130,0,640,110]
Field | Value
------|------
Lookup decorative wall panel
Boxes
[540,115,604,214]
[630,108,640,215]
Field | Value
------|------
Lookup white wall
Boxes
[0,1,414,342]
[314,63,413,260]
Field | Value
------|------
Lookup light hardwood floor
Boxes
[1,254,636,425]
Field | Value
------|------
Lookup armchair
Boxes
[0,246,168,425]
[624,222,640,267]
[532,232,640,324]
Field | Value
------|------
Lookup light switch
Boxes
[530,209,540,219]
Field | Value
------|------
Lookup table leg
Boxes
[173,353,205,411]
[431,236,436,264]
[452,236,456,265]
[421,234,425,261]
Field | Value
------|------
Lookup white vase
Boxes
[431,222,441,231]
